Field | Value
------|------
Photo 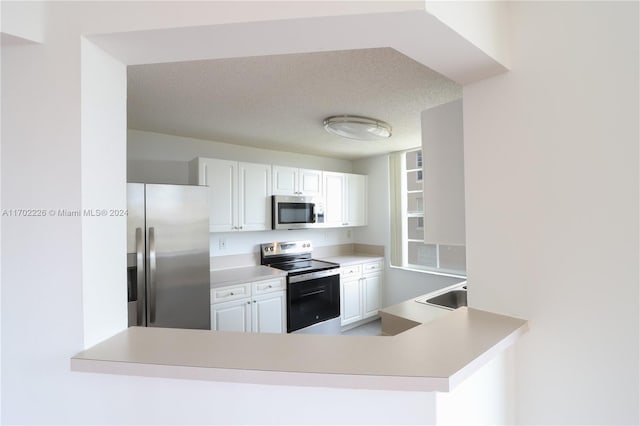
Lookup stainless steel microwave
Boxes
[272,195,324,229]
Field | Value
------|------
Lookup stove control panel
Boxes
[260,240,313,258]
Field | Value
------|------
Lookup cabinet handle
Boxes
[229,292,234,296]
[239,226,243,230]
[247,301,251,305]
[268,285,272,288]
[253,300,257,303]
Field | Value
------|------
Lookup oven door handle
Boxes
[299,289,326,298]
[289,268,339,284]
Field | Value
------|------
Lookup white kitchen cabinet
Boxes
[272,166,322,197]
[362,272,382,318]
[211,277,286,334]
[190,158,271,232]
[346,173,367,226]
[323,172,346,227]
[340,260,383,326]
[211,298,252,332]
[323,172,368,227]
[238,162,272,231]
[251,292,286,334]
[340,265,363,326]
[191,158,236,232]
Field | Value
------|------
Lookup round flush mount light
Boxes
[323,115,392,141]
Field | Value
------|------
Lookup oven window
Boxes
[278,202,315,224]
[287,275,339,332]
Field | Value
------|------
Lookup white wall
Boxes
[436,348,515,425]
[463,2,639,424]
[424,0,510,67]
[81,39,128,348]
[6,1,636,424]
[0,1,44,43]
[3,2,472,423]
[127,129,354,184]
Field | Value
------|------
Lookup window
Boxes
[389,149,466,276]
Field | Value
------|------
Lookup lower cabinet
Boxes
[251,292,286,333]
[211,298,251,332]
[340,260,383,326]
[211,277,286,333]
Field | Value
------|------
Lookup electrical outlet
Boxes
[219,237,226,250]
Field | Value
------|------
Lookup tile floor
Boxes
[340,319,382,336]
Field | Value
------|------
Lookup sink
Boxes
[416,289,467,310]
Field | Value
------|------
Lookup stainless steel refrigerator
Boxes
[127,183,211,329]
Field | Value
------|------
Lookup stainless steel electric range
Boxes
[260,240,340,334]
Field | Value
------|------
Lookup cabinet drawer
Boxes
[211,283,251,304]
[362,261,383,274]
[253,278,286,295]
[340,264,362,279]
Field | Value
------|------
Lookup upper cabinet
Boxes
[323,172,345,227]
[238,162,272,231]
[190,158,271,232]
[421,99,465,245]
[324,172,368,227]
[191,157,367,231]
[272,166,322,197]
[345,173,367,227]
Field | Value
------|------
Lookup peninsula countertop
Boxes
[71,303,527,392]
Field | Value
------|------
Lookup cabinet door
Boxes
[340,277,362,326]
[238,162,271,231]
[252,292,285,334]
[211,299,251,332]
[323,172,346,227]
[199,158,237,232]
[299,169,323,197]
[346,173,367,226]
[272,166,298,195]
[362,273,382,319]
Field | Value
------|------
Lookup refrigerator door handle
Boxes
[135,227,145,326]
[148,226,157,324]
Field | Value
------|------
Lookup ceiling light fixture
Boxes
[323,115,392,141]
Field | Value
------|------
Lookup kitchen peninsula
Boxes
[71,303,527,392]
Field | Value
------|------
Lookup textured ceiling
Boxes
[127,48,462,160]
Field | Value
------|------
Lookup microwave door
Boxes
[272,196,316,229]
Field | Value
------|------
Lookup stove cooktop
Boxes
[260,240,339,276]
[267,259,339,275]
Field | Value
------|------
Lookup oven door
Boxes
[287,269,340,333]
[272,195,318,230]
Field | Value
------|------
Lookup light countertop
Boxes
[71,299,527,392]
[210,265,286,289]
[318,254,384,265]
[378,282,466,336]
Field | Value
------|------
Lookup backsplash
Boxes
[209,228,354,257]
[208,228,380,270]
[210,241,384,270]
